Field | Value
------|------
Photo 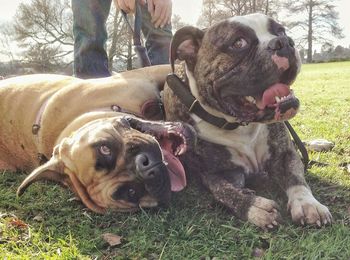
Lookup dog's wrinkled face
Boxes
[171,13,301,124]
[17,115,196,213]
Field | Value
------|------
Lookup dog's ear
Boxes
[170,26,205,72]
[17,141,106,214]
[17,156,68,197]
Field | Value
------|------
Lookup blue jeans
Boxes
[72,0,172,79]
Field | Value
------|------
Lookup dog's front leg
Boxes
[267,123,332,226]
[185,140,281,230]
[202,171,281,230]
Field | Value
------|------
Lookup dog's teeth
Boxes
[275,96,281,103]
[245,96,256,103]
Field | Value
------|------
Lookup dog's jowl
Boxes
[0,66,195,213]
[163,13,331,229]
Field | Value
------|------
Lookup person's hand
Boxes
[147,0,172,28]
[113,0,136,13]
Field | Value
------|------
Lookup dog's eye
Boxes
[99,145,111,156]
[127,188,136,199]
[232,38,248,49]
[112,183,144,203]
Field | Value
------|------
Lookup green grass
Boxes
[1,61,350,259]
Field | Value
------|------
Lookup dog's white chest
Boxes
[193,116,271,174]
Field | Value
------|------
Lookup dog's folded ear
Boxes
[170,26,204,72]
[17,141,106,214]
[16,157,68,197]
[17,157,69,196]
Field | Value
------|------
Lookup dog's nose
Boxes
[268,36,294,51]
[135,153,164,180]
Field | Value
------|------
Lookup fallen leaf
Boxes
[33,214,44,222]
[8,218,28,229]
[67,197,81,202]
[102,233,122,247]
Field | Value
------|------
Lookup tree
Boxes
[106,8,133,71]
[0,22,16,62]
[13,0,74,71]
[197,0,220,27]
[197,0,281,28]
[172,14,189,31]
[284,0,344,63]
[6,0,136,73]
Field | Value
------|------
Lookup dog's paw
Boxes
[247,196,281,230]
[288,196,332,227]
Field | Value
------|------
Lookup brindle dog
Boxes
[163,13,332,229]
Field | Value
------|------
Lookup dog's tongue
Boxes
[162,149,187,192]
[256,83,290,109]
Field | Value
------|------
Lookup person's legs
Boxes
[72,0,112,78]
[140,4,172,65]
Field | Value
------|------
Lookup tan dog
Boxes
[0,65,195,213]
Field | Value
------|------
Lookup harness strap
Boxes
[166,73,240,130]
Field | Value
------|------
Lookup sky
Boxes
[0,0,349,47]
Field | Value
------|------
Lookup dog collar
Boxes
[32,102,124,135]
[166,73,240,130]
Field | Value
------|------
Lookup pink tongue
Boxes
[256,83,290,109]
[162,149,187,192]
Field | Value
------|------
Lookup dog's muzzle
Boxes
[135,151,171,206]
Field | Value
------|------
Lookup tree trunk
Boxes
[307,0,313,63]
[108,10,120,72]
[208,0,213,26]
[127,32,133,70]
[265,0,269,15]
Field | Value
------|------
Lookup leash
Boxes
[121,2,151,67]
[284,121,309,170]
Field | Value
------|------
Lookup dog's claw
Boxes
[288,194,331,227]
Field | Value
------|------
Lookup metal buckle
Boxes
[111,105,121,112]
[32,124,40,135]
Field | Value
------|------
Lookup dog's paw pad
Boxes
[288,197,332,226]
[247,196,281,230]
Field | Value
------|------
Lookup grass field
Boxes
[1,61,350,259]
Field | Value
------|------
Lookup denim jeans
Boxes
[72,0,172,79]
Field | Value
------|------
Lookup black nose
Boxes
[268,36,294,51]
[135,153,164,180]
